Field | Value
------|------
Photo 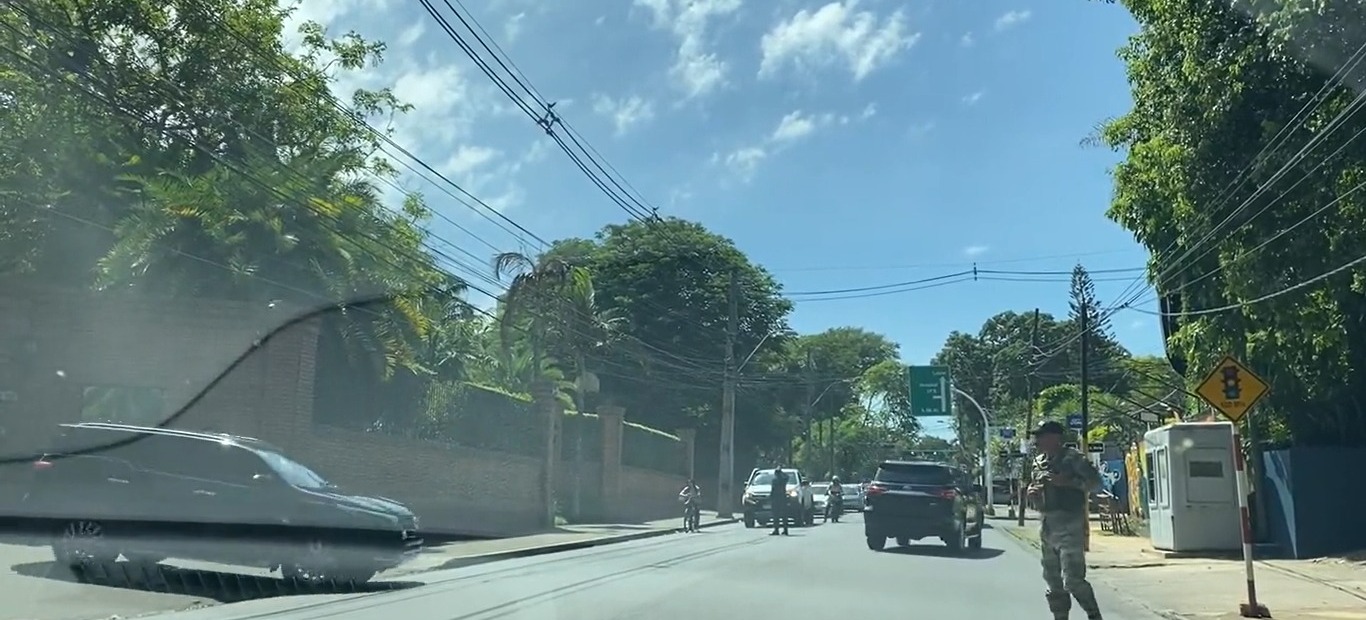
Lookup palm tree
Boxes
[493,251,625,520]
[491,251,587,375]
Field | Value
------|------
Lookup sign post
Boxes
[1195,355,1271,619]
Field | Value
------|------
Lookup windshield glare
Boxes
[255,449,331,489]
[750,470,798,487]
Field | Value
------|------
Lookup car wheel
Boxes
[944,521,966,552]
[866,536,886,551]
[895,537,910,547]
[282,539,376,587]
[968,533,983,550]
[743,514,755,528]
[52,520,118,571]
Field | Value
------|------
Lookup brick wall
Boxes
[620,466,688,523]
[0,282,690,533]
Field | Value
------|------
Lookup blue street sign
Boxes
[999,428,1016,440]
[1066,414,1083,431]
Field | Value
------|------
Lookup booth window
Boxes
[1189,460,1224,478]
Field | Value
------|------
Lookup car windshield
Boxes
[750,470,799,486]
[812,483,829,494]
[875,464,953,485]
[255,449,332,490]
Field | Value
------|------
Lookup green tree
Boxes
[1101,0,1366,445]
[541,218,793,432]
[1068,264,1131,393]
[1,0,472,434]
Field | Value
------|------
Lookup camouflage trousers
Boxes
[1040,513,1101,618]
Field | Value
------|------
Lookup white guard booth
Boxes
[1143,421,1242,552]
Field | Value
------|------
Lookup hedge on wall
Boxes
[622,422,684,474]
[416,381,682,471]
[440,383,544,456]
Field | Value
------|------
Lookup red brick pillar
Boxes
[532,380,560,529]
[598,405,625,518]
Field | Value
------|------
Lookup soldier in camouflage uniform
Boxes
[1027,420,1104,620]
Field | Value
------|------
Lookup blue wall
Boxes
[1260,447,1366,559]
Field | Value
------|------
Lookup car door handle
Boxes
[106,477,130,484]
[193,489,216,496]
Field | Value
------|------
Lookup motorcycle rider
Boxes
[827,476,845,514]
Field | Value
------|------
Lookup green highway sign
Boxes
[907,365,952,417]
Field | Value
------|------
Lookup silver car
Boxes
[811,483,831,515]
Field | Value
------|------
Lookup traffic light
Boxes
[1221,366,1241,401]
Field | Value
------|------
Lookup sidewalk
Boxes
[383,511,736,578]
[996,519,1366,619]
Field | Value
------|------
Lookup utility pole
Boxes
[803,350,815,444]
[1078,304,1093,552]
[717,270,739,518]
[1018,308,1040,527]
[827,416,836,478]
[1079,304,1091,448]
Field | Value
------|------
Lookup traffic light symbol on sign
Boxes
[1221,367,1241,401]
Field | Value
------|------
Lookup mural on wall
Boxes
[1099,458,1128,513]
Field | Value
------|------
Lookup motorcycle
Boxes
[681,495,701,532]
[824,492,843,523]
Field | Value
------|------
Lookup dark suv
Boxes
[13,422,422,583]
[862,460,984,553]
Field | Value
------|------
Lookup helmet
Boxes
[831,476,841,483]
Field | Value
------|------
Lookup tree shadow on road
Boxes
[880,545,1005,560]
[11,560,420,603]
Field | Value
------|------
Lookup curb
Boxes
[997,524,1042,551]
[432,518,738,571]
[998,526,1184,619]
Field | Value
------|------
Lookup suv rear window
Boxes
[875,463,953,485]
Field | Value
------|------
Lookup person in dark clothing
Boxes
[769,467,790,536]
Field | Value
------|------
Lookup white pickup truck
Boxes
[740,467,816,528]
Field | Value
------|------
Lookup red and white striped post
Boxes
[1230,424,1270,618]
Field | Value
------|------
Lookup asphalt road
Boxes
[107,514,1165,620]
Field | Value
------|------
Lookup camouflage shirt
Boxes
[1032,446,1102,515]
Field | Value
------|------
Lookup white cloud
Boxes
[994,10,1031,32]
[962,91,984,105]
[441,145,500,177]
[634,0,742,100]
[592,94,657,136]
[280,0,394,51]
[772,111,819,142]
[759,1,919,82]
[504,12,527,43]
[397,20,425,47]
[964,245,989,257]
[719,147,768,180]
[718,105,873,180]
[960,32,974,47]
[278,0,537,215]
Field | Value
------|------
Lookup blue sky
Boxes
[291,0,1164,387]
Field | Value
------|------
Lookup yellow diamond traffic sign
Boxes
[1195,355,1270,423]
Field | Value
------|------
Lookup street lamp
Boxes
[951,386,995,514]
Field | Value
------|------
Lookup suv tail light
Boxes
[864,483,887,497]
[936,487,956,500]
